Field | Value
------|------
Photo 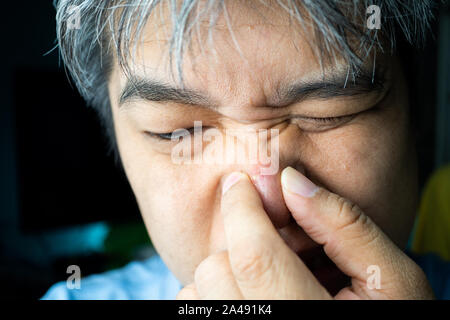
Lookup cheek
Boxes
[303,130,382,211]
[113,109,226,282]
[302,104,415,229]
[121,141,219,240]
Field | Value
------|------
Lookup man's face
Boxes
[108,2,418,286]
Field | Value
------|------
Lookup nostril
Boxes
[250,171,291,229]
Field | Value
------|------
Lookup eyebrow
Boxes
[277,69,386,107]
[119,77,216,107]
[119,69,386,109]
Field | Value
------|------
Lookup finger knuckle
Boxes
[335,203,381,247]
[323,190,341,205]
[334,196,366,232]
[231,237,273,283]
[195,252,227,284]
[176,286,197,300]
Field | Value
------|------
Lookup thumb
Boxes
[280,166,430,299]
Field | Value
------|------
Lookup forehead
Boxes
[114,1,362,105]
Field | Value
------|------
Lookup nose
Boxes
[220,121,306,229]
[248,164,303,229]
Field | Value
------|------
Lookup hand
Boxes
[176,167,434,300]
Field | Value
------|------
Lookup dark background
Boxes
[0,1,148,300]
[0,1,448,300]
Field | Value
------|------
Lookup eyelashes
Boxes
[145,115,353,141]
[146,127,198,141]
[297,115,353,123]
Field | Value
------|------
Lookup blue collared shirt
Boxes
[41,251,450,300]
[41,254,182,300]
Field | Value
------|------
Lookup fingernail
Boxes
[222,172,244,196]
[281,167,319,198]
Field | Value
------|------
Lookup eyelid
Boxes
[291,114,356,128]
[146,114,352,140]
[301,115,352,122]
[146,127,197,140]
[295,88,390,125]
[145,99,382,142]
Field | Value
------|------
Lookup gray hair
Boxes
[54,0,439,154]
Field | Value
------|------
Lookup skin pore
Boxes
[107,0,420,293]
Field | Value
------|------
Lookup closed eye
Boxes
[290,113,361,132]
[300,115,353,123]
[145,127,197,141]
[145,115,354,141]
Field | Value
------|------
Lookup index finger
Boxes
[221,172,330,299]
